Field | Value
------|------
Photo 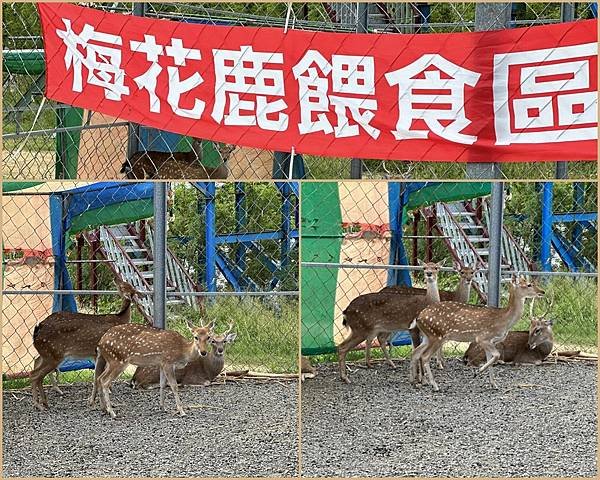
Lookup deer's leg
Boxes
[434,346,445,370]
[420,339,442,392]
[365,334,375,368]
[50,370,63,395]
[378,333,396,368]
[159,368,167,410]
[30,357,60,410]
[477,341,501,389]
[409,337,429,385]
[338,334,364,384]
[409,326,421,348]
[88,352,106,407]
[163,365,186,416]
[99,362,127,419]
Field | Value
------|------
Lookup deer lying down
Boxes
[90,320,215,418]
[130,324,236,389]
[411,276,544,391]
[464,317,554,366]
[30,279,138,411]
[338,261,443,384]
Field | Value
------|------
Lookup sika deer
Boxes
[91,320,215,418]
[301,356,317,381]
[121,139,233,179]
[464,299,555,366]
[130,323,236,388]
[379,264,476,368]
[30,279,138,411]
[338,261,443,384]
[411,276,544,391]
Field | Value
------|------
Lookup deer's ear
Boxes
[436,259,446,268]
[544,318,554,326]
[417,259,425,267]
[225,332,237,343]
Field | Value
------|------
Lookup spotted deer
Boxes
[379,264,476,368]
[90,320,215,418]
[130,323,236,388]
[411,276,545,391]
[30,279,139,411]
[464,299,554,366]
[338,260,444,384]
[121,139,234,179]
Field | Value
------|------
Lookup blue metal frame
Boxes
[192,182,299,292]
[539,182,596,273]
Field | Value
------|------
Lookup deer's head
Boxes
[116,280,140,301]
[510,276,545,300]
[187,319,215,357]
[528,317,554,350]
[418,259,444,284]
[216,144,236,162]
[456,264,476,284]
[209,323,237,357]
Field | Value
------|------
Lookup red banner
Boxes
[39,3,597,163]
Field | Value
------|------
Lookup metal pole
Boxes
[467,3,510,307]
[555,2,574,179]
[487,182,504,307]
[466,3,511,181]
[153,182,167,329]
[127,3,147,160]
[540,182,553,272]
[350,2,369,179]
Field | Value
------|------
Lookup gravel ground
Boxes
[3,379,298,477]
[302,359,597,477]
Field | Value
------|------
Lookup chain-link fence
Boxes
[2,181,299,386]
[301,180,597,364]
[3,2,596,181]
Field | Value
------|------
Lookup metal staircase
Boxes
[433,200,533,301]
[85,223,201,322]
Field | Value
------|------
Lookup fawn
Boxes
[464,298,554,366]
[90,320,215,418]
[411,276,545,391]
[30,279,138,411]
[121,139,234,179]
[379,264,476,368]
[338,260,443,384]
[130,323,236,388]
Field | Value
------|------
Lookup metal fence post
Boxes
[467,3,511,307]
[127,2,147,160]
[555,2,574,180]
[350,2,369,179]
[153,182,167,329]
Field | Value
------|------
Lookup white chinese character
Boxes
[56,18,129,101]
[131,36,204,119]
[292,51,380,139]
[385,54,481,144]
[493,43,597,145]
[212,45,288,131]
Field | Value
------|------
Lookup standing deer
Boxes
[30,279,138,411]
[90,320,215,418]
[410,276,545,391]
[464,299,554,366]
[379,264,476,368]
[338,260,443,384]
[121,139,233,179]
[129,323,236,388]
